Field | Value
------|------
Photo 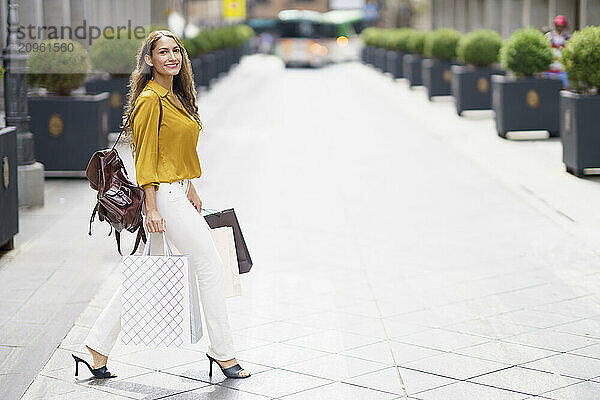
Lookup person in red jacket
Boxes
[544,15,571,88]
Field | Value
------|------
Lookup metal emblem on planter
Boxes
[443,69,452,82]
[48,114,64,137]
[564,109,571,134]
[2,156,8,189]
[526,90,539,108]
[110,92,122,109]
[477,77,489,93]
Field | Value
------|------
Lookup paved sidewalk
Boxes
[9,55,600,399]
[0,179,122,400]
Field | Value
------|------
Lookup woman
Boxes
[72,30,250,380]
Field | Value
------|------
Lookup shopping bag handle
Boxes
[142,232,173,257]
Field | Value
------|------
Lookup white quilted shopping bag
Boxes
[120,233,202,347]
[210,226,242,298]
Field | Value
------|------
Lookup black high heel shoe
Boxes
[72,354,116,379]
[206,354,250,379]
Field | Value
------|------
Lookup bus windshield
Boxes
[278,20,319,38]
[318,23,338,38]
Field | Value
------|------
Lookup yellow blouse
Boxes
[131,80,202,190]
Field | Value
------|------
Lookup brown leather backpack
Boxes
[86,88,163,255]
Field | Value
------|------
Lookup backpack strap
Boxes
[108,85,161,257]
[112,225,146,256]
[88,203,98,236]
[144,88,163,136]
[115,230,123,256]
[112,85,164,150]
[130,225,147,255]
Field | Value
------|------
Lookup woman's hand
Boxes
[143,187,165,233]
[146,208,166,233]
[187,183,202,214]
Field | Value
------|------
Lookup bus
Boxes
[275,9,365,67]
[320,10,364,63]
[275,10,328,68]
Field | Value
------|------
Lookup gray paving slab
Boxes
[519,353,600,380]
[416,381,529,400]
[345,366,455,396]
[502,330,599,353]
[469,366,583,395]
[280,329,383,353]
[219,368,332,398]
[452,339,559,366]
[0,179,123,400]
[277,381,399,399]
[541,381,600,400]
[79,371,212,399]
[13,56,600,399]
[394,328,491,352]
[403,352,509,381]
[163,359,273,385]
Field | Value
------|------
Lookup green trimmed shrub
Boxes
[205,29,225,51]
[192,31,215,57]
[387,28,414,53]
[236,24,255,45]
[216,26,237,48]
[407,30,428,55]
[500,27,553,77]
[90,32,143,76]
[27,39,90,96]
[457,29,502,66]
[370,28,389,49]
[360,27,379,46]
[181,37,198,58]
[183,25,255,58]
[362,28,393,49]
[561,26,600,93]
[424,28,461,60]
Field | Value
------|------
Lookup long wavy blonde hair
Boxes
[122,30,202,150]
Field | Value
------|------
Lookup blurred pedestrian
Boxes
[544,15,571,88]
[73,29,251,380]
[259,32,274,54]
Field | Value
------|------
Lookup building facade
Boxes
[426,0,600,36]
[0,0,174,49]
[249,0,329,19]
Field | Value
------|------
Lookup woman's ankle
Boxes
[86,345,108,368]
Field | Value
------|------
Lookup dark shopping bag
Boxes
[204,209,252,274]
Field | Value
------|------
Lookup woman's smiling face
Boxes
[145,35,182,78]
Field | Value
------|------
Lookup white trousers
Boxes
[85,180,236,361]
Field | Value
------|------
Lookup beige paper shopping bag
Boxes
[210,226,242,297]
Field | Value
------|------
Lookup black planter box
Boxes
[492,75,562,138]
[190,57,203,88]
[233,46,243,64]
[451,65,505,115]
[201,53,217,87]
[29,92,110,176]
[242,42,251,56]
[374,48,386,71]
[422,59,457,100]
[361,47,368,64]
[85,76,129,133]
[224,48,235,72]
[386,51,404,79]
[365,46,376,66]
[560,91,600,177]
[404,54,423,87]
[214,50,226,77]
[0,126,18,250]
